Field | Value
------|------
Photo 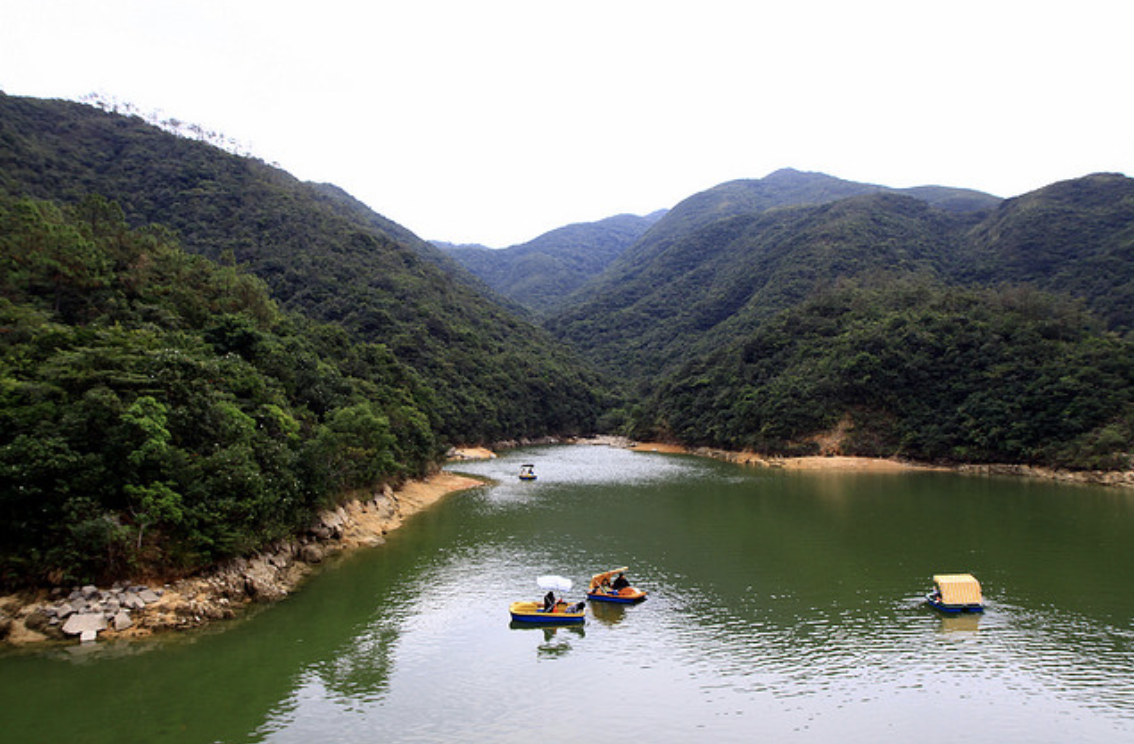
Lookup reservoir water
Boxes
[3,444,1134,742]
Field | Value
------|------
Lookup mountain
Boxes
[959,172,1134,329]
[438,211,665,314]
[540,168,1134,468]
[0,92,605,443]
[546,170,1000,381]
[609,169,998,275]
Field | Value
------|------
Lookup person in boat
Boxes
[542,590,557,612]
[611,573,630,592]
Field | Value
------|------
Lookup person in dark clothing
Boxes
[611,573,630,591]
[542,591,556,611]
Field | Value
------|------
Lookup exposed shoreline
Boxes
[0,471,485,647]
[623,439,1134,486]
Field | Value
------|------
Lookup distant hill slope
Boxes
[608,169,998,277]
[546,169,1001,380]
[547,192,977,380]
[959,172,1134,328]
[0,92,605,442]
[438,211,664,314]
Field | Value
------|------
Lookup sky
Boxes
[2,0,1132,247]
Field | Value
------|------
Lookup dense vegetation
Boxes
[438,212,663,314]
[545,171,1134,388]
[959,173,1134,329]
[632,280,1134,469]
[0,92,606,444]
[0,195,442,586]
[547,192,983,381]
[2,92,1133,591]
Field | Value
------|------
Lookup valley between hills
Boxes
[2,91,1133,626]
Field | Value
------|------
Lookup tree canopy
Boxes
[0,196,440,586]
[633,280,1134,469]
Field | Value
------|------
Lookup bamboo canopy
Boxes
[933,573,983,606]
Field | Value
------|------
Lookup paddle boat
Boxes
[586,567,648,604]
[510,575,585,624]
[518,463,537,481]
[926,573,984,613]
[509,600,586,624]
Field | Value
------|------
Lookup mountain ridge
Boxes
[0,91,605,443]
[437,211,665,314]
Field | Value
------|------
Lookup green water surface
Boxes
[3,445,1133,742]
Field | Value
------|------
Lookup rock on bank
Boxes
[0,473,483,646]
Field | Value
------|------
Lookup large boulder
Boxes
[242,558,287,601]
[62,612,107,637]
[137,588,161,604]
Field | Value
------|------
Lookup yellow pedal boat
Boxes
[509,600,586,624]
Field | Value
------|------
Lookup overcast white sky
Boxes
[2,0,1132,247]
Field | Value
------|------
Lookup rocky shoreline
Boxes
[0,472,484,646]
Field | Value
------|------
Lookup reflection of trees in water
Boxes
[0,598,394,744]
[311,620,399,699]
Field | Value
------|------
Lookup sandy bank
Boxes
[629,442,942,472]
[1,472,484,646]
[447,446,496,460]
[629,440,1134,486]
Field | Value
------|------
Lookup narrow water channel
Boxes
[3,445,1133,743]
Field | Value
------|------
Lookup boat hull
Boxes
[926,594,983,613]
[587,588,647,604]
[509,601,585,624]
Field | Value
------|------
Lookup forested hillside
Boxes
[538,169,1133,468]
[576,169,998,295]
[545,170,1134,384]
[2,91,1132,591]
[0,196,440,586]
[547,191,985,381]
[959,173,1134,328]
[438,212,663,314]
[0,93,605,443]
[632,280,1134,468]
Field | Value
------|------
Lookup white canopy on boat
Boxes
[537,575,573,592]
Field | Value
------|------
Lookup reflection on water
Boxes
[937,611,982,634]
[588,601,630,627]
[3,444,1134,743]
[508,624,586,659]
